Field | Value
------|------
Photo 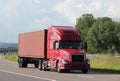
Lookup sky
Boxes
[0,0,120,43]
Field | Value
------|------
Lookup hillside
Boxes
[0,42,18,48]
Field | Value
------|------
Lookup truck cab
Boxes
[47,26,90,73]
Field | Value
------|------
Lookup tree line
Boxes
[0,47,18,53]
[76,14,120,54]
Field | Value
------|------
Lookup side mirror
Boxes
[54,41,59,50]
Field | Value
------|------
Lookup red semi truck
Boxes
[18,26,90,73]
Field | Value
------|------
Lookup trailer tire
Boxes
[18,58,22,68]
[38,60,42,70]
[34,61,38,68]
[18,58,27,68]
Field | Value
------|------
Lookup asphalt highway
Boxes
[0,56,120,81]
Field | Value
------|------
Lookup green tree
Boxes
[75,14,94,51]
[114,22,120,53]
[76,13,94,41]
[87,17,116,53]
[76,13,120,54]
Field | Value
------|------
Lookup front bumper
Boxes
[60,62,90,70]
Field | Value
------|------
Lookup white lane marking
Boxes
[0,69,56,81]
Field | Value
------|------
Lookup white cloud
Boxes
[54,0,82,24]
[33,18,49,28]
[105,1,120,19]
[54,0,120,24]
[87,1,101,12]
[33,0,41,4]
[53,0,102,24]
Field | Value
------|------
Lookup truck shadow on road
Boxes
[24,66,120,74]
[64,69,120,74]
[48,69,120,74]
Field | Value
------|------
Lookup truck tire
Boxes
[57,62,63,73]
[38,60,42,70]
[34,61,38,68]
[64,69,70,73]
[41,60,50,71]
[82,69,88,74]
[42,60,46,71]
[18,57,27,68]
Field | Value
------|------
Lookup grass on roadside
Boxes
[88,54,120,73]
[4,53,18,62]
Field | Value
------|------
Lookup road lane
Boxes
[0,56,120,81]
[0,70,56,81]
[0,56,56,81]
[0,70,54,81]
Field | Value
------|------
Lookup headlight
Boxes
[61,59,68,64]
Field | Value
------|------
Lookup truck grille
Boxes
[71,54,84,62]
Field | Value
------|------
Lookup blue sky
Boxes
[0,0,120,43]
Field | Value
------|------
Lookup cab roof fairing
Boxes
[48,26,82,41]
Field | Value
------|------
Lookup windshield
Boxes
[59,41,83,49]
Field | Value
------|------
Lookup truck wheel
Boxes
[57,62,62,73]
[18,58,27,68]
[18,58,22,68]
[23,61,27,68]
[41,60,50,71]
[38,60,42,70]
[82,69,88,74]
[42,60,46,71]
[18,58,24,68]
[64,69,70,73]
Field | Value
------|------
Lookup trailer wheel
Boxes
[82,69,88,74]
[18,58,27,68]
[34,61,38,68]
[18,58,22,68]
[38,60,42,70]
